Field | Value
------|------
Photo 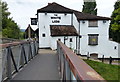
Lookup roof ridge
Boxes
[37,2,111,20]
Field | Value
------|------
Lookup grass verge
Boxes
[83,59,120,81]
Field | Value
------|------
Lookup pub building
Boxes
[31,2,119,58]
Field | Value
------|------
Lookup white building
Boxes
[36,2,119,58]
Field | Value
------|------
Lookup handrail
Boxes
[0,41,35,48]
[0,40,39,82]
[57,41,105,81]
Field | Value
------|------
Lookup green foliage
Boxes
[1,1,10,19]
[19,32,25,40]
[109,1,120,43]
[0,2,2,31]
[1,1,21,39]
[114,1,120,10]
[84,59,120,81]
[0,31,2,38]
[82,2,97,15]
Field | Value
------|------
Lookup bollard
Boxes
[102,55,104,62]
[109,56,112,64]
[87,52,89,60]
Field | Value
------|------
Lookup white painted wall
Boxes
[50,36,77,50]
[38,12,119,58]
[38,13,77,49]
[119,44,120,58]
[80,20,119,58]
[73,13,79,32]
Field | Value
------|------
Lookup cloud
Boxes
[16,1,25,5]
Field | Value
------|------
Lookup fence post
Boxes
[0,50,2,82]
[87,52,89,60]
[7,47,12,80]
[102,55,104,63]
[109,56,112,64]
[34,41,36,56]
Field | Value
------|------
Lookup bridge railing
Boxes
[57,41,105,81]
[0,41,39,82]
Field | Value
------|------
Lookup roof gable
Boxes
[37,2,73,13]
[25,24,34,32]
[37,2,111,20]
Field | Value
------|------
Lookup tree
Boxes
[109,1,120,43]
[82,0,97,15]
[2,1,10,19]
[0,1,2,31]
[1,1,21,39]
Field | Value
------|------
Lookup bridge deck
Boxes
[12,49,60,80]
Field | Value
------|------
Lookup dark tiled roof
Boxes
[50,25,78,36]
[37,2,73,13]
[25,24,35,38]
[37,2,111,20]
[73,10,110,20]
[25,24,34,32]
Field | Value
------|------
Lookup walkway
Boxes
[12,49,60,80]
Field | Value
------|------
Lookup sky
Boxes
[2,0,118,30]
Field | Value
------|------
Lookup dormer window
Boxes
[88,20,98,27]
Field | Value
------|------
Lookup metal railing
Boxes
[1,38,20,43]
[57,41,105,81]
[0,41,39,82]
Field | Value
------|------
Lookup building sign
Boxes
[31,18,37,25]
[51,14,61,23]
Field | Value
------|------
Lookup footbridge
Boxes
[0,41,105,82]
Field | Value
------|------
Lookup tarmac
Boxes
[12,49,60,80]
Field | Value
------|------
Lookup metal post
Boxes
[9,47,18,72]
[7,47,12,80]
[87,52,89,60]
[20,45,25,67]
[109,56,112,64]
[102,55,104,62]
[34,41,36,56]
[64,37,65,44]
[63,55,66,81]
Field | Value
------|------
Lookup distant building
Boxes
[35,2,119,58]
[24,24,35,39]
[34,28,39,39]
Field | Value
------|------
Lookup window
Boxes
[70,38,72,42]
[42,33,46,37]
[58,38,61,41]
[89,20,98,27]
[88,34,99,45]
[114,46,117,50]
